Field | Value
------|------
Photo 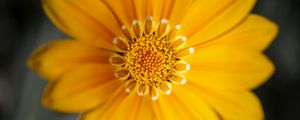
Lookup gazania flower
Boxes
[28,0,278,119]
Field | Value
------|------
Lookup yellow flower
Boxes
[28,0,278,120]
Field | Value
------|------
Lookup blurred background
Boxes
[0,0,299,120]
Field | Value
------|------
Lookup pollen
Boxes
[110,16,194,100]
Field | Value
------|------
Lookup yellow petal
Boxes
[80,89,155,120]
[102,0,136,26]
[28,40,111,81]
[152,0,170,21]
[43,0,120,50]
[181,0,256,47]
[132,0,147,21]
[168,0,194,25]
[184,45,274,90]
[151,86,219,120]
[188,84,264,120]
[42,63,121,113]
[152,95,192,120]
[205,14,278,51]
[80,87,126,120]
[132,0,155,21]
[134,0,194,24]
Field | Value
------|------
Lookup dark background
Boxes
[0,0,299,120]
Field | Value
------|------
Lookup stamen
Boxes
[157,19,169,36]
[113,37,128,51]
[109,55,124,65]
[145,16,154,34]
[150,87,159,101]
[121,25,132,40]
[168,25,181,40]
[114,69,129,80]
[159,82,172,95]
[125,80,137,93]
[137,84,149,96]
[171,36,187,50]
[176,47,195,58]
[175,62,191,72]
[132,20,141,38]
[171,75,187,85]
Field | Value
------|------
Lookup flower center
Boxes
[124,33,176,88]
[110,16,194,100]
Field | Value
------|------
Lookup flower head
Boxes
[110,17,194,100]
[28,0,278,120]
